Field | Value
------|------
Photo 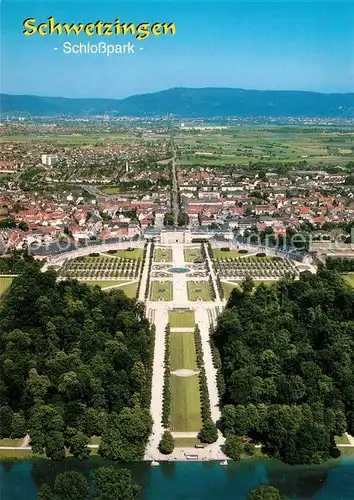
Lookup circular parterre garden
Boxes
[212,256,298,280]
[59,254,142,280]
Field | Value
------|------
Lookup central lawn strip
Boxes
[150,281,173,301]
[80,280,129,288]
[187,281,212,301]
[170,375,202,432]
[184,247,202,262]
[344,274,354,288]
[168,310,195,328]
[154,247,172,262]
[0,277,13,297]
[170,333,198,371]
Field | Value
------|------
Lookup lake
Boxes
[1,456,354,499]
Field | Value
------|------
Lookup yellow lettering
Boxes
[85,23,94,36]
[48,16,62,35]
[23,18,37,36]
[95,21,104,35]
[151,23,162,36]
[162,23,176,36]
[136,22,150,40]
[38,24,47,36]
[63,23,84,35]
[122,23,135,36]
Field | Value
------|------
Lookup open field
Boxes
[339,447,354,455]
[0,439,23,447]
[173,126,354,167]
[101,186,121,194]
[187,280,212,301]
[213,249,243,259]
[102,248,143,260]
[174,437,201,447]
[335,435,351,445]
[170,333,198,371]
[150,281,173,301]
[0,277,13,296]
[154,247,172,262]
[222,280,274,299]
[184,247,202,262]
[344,274,354,288]
[81,280,128,288]
[168,310,195,328]
[80,280,137,298]
[170,375,202,432]
[0,449,34,459]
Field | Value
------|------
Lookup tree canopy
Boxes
[0,264,154,460]
[213,269,354,464]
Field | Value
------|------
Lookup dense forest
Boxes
[213,269,354,464]
[0,264,154,461]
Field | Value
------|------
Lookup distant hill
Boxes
[1,87,353,118]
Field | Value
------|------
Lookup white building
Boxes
[41,154,58,166]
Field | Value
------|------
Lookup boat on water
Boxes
[151,461,160,467]
[220,460,228,466]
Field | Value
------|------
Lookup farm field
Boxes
[154,247,172,262]
[150,281,173,301]
[168,310,195,328]
[184,247,202,262]
[170,332,198,371]
[187,280,212,301]
[0,277,13,297]
[169,375,202,432]
[344,274,354,288]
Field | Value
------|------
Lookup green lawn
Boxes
[174,437,201,447]
[81,280,137,298]
[0,438,23,447]
[101,186,120,194]
[170,333,198,371]
[90,436,101,445]
[81,280,128,288]
[222,280,274,299]
[103,248,143,260]
[0,277,13,296]
[184,247,202,262]
[168,310,195,328]
[154,247,172,262]
[187,281,212,301]
[0,449,34,459]
[213,249,243,259]
[339,447,354,455]
[335,435,350,445]
[343,274,354,288]
[170,375,202,432]
[150,281,173,301]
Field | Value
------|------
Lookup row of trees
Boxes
[161,324,171,428]
[144,242,155,299]
[213,269,354,464]
[326,257,354,273]
[193,325,218,444]
[0,264,154,460]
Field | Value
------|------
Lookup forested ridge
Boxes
[213,269,354,464]
[0,264,154,461]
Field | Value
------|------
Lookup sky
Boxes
[1,1,353,98]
